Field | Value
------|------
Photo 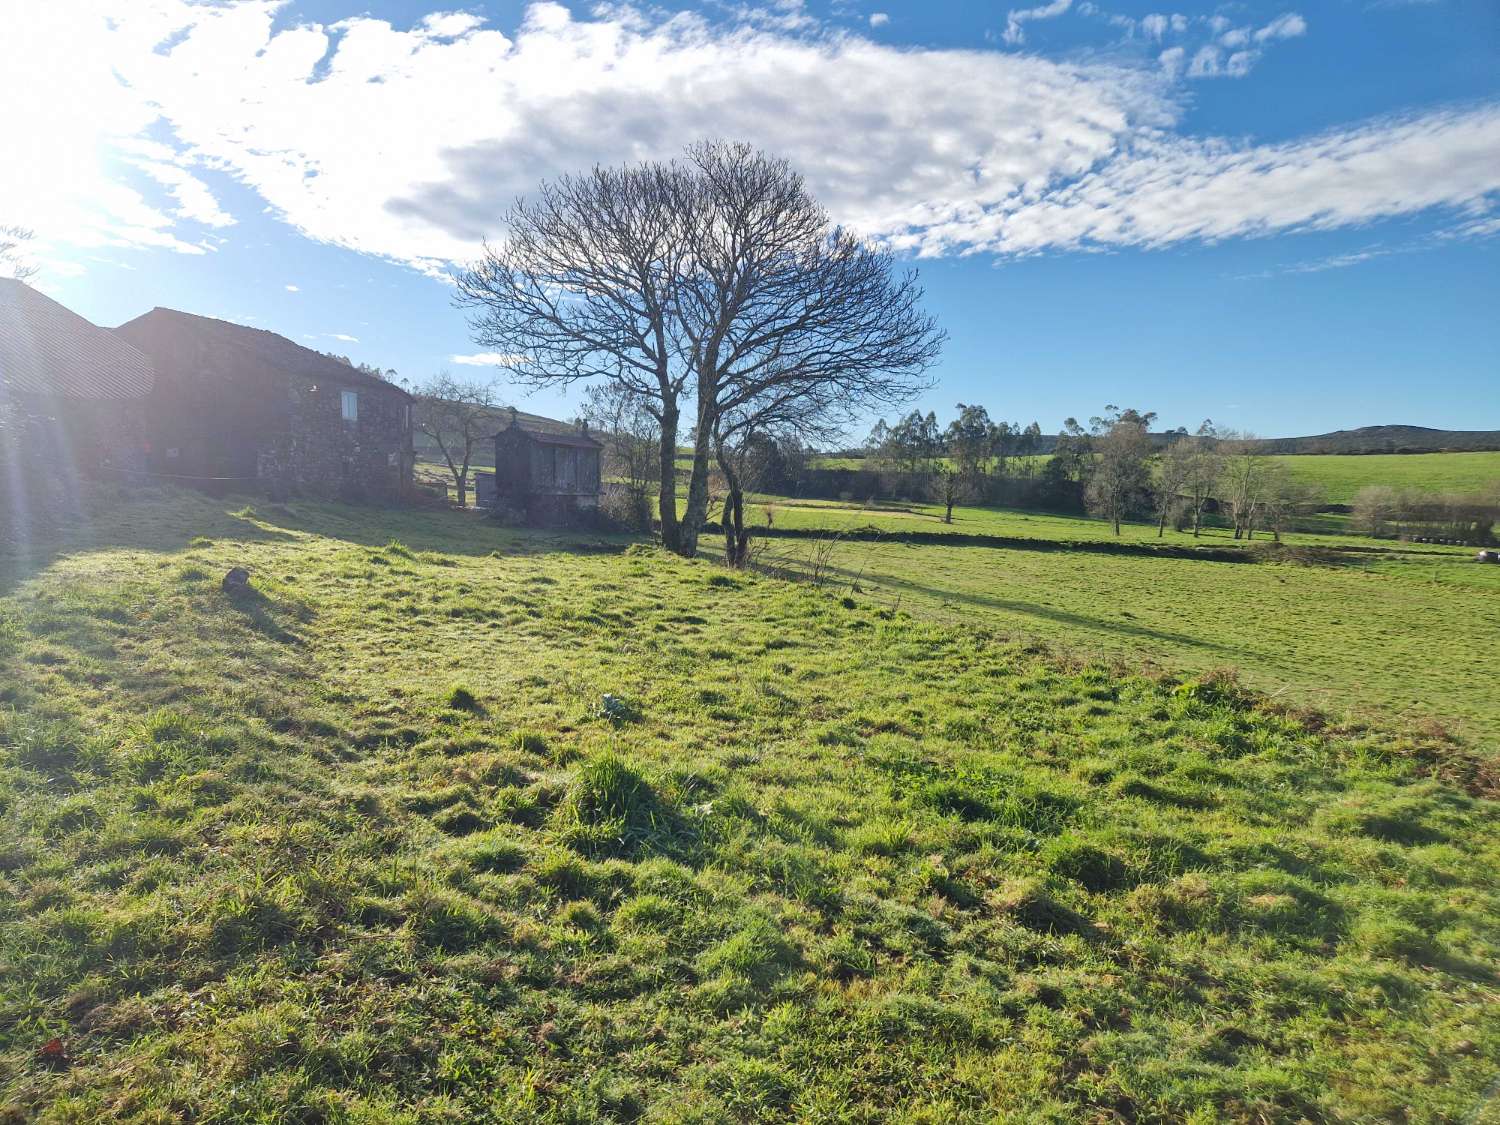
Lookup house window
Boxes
[341,390,359,422]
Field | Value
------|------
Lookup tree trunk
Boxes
[678,401,715,558]
[455,458,470,508]
[1157,510,1167,537]
[945,497,953,523]
[716,442,748,568]
[1192,502,1202,537]
[657,405,680,551]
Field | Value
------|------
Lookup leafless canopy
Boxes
[412,371,502,508]
[455,141,943,556]
[454,163,692,546]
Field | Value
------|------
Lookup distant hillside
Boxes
[1248,425,1500,455]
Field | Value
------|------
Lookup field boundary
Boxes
[748,523,1257,561]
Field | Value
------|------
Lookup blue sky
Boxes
[2,0,1497,438]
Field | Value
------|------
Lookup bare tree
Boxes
[671,142,943,556]
[1219,432,1269,539]
[413,372,501,508]
[931,463,967,524]
[1,224,38,282]
[1154,437,1194,538]
[1260,464,1324,542]
[1084,406,1156,535]
[1351,484,1402,539]
[454,161,693,549]
[582,381,659,531]
[709,371,847,566]
[457,143,941,557]
[1182,421,1223,537]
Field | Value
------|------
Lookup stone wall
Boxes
[1,395,148,538]
[256,378,412,502]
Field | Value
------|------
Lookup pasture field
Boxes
[1270,450,1500,504]
[707,497,1500,745]
[1,490,1497,1122]
[806,451,1500,504]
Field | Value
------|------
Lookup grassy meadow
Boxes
[1,489,1498,1122]
[1270,451,1500,504]
[806,451,1500,504]
[712,496,1500,746]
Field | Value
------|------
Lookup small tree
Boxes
[1084,406,1156,535]
[1352,484,1402,539]
[1260,464,1324,542]
[1219,431,1269,539]
[413,372,501,508]
[1182,421,1222,537]
[582,382,660,531]
[931,463,966,523]
[1154,437,1195,537]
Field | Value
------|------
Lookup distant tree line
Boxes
[1351,484,1500,545]
[839,406,1324,538]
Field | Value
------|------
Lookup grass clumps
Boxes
[553,752,678,858]
[1,493,1497,1122]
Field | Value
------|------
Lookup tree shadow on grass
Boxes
[247,501,637,560]
[0,490,300,597]
[811,558,1239,656]
[0,487,639,598]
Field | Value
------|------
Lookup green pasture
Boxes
[0,490,1496,1122]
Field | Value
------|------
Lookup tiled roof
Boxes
[0,279,154,401]
[114,307,412,399]
[497,409,602,447]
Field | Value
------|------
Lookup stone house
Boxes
[0,278,154,516]
[476,407,602,522]
[115,308,413,501]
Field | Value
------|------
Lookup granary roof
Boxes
[0,278,154,401]
[496,408,602,447]
[114,307,412,399]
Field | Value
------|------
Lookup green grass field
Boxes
[2,489,1497,1121]
[1270,451,1500,505]
[708,497,1500,745]
[808,451,1500,505]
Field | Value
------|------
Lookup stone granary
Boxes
[478,407,602,523]
[115,308,414,501]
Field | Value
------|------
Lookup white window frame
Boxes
[341,389,359,423]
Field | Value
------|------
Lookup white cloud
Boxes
[285,284,300,292]
[328,332,359,342]
[1255,13,1307,42]
[1003,0,1072,45]
[0,4,229,260]
[1187,45,1221,78]
[939,108,1500,257]
[869,13,890,28]
[452,352,528,366]
[1,1,1496,274]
